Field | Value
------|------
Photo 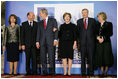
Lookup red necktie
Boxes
[44,19,46,30]
[84,19,87,29]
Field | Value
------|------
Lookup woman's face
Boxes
[10,16,16,23]
[97,15,104,23]
[64,15,71,22]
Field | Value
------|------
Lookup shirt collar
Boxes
[83,17,88,21]
[28,20,33,24]
[45,16,48,21]
[101,21,105,26]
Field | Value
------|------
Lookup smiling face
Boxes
[27,12,35,21]
[82,10,88,18]
[10,16,16,24]
[97,15,104,23]
[64,14,71,23]
[39,10,47,20]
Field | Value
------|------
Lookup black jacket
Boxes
[58,22,77,41]
[21,21,38,48]
[96,21,113,42]
[77,17,96,47]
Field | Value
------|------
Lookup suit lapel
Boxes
[102,21,106,28]
[42,20,45,30]
[87,18,90,30]
[81,18,86,30]
[27,21,29,27]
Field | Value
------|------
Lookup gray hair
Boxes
[40,8,48,15]
[82,8,89,13]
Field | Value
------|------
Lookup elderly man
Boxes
[21,12,38,75]
[77,9,96,76]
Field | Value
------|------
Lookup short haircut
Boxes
[40,8,48,15]
[9,14,17,24]
[63,12,72,20]
[27,12,30,16]
[82,8,89,13]
[97,12,107,21]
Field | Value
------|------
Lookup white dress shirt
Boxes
[28,20,33,27]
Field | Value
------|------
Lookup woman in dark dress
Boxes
[58,13,77,76]
[94,12,114,76]
[3,14,21,75]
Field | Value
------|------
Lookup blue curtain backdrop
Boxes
[5,1,117,75]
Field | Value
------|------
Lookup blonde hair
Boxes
[97,12,107,20]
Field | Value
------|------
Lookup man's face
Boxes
[39,11,45,19]
[28,12,35,21]
[82,10,88,18]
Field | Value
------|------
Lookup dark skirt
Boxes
[59,40,74,59]
[6,42,19,62]
[94,41,114,67]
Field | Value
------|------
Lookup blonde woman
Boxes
[94,12,114,77]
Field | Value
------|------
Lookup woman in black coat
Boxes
[94,12,114,77]
[58,13,77,76]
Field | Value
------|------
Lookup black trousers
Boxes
[25,46,37,74]
[80,45,94,74]
[40,43,55,74]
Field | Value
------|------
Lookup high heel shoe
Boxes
[101,73,104,77]
[63,73,67,76]
[68,73,71,76]
[104,73,108,77]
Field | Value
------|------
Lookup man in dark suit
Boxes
[36,8,58,76]
[77,9,96,76]
[21,12,38,75]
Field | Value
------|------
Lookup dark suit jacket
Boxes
[21,21,38,48]
[36,17,58,46]
[96,21,113,42]
[77,17,96,47]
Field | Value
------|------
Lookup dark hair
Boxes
[27,12,30,16]
[63,12,72,20]
[9,14,17,24]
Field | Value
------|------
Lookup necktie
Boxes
[44,19,46,30]
[84,19,87,29]
[30,22,32,27]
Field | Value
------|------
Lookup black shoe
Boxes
[49,73,56,76]
[8,73,13,75]
[104,73,108,77]
[88,73,94,77]
[41,71,48,76]
[14,73,18,76]
[49,71,56,76]
[63,74,68,76]
[25,73,31,76]
[49,72,56,76]
[101,73,104,77]
[68,73,71,76]
[81,73,86,76]
[68,74,71,77]
[33,73,38,75]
